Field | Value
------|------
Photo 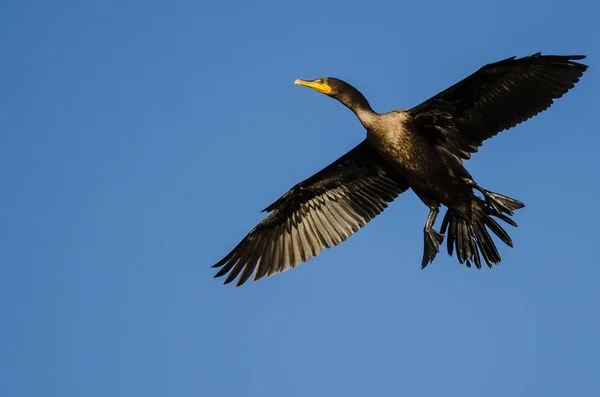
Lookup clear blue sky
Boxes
[1,1,598,396]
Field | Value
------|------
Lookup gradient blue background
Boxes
[1,1,598,396]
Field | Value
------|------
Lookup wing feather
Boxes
[212,140,409,286]
[408,53,588,160]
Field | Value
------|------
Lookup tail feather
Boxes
[440,191,524,269]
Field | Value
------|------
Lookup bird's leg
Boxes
[463,178,496,209]
[466,180,491,204]
[463,178,518,216]
[421,206,444,269]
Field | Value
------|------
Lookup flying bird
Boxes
[212,52,588,286]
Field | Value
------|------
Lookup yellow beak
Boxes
[294,79,332,94]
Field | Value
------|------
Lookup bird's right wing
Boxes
[212,140,410,286]
[407,53,587,160]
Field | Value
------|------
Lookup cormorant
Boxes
[212,53,588,286]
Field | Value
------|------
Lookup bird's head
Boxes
[294,77,372,113]
[294,77,345,96]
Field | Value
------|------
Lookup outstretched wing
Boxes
[212,140,409,286]
[408,53,588,160]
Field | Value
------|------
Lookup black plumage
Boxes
[212,53,588,286]
[213,142,409,286]
[408,54,588,159]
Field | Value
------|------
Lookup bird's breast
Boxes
[367,116,461,203]
[367,120,433,177]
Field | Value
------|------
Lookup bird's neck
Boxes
[354,106,378,129]
[339,91,378,128]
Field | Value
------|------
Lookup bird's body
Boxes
[212,53,588,286]
[365,110,471,211]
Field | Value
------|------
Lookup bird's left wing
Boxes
[407,53,588,160]
[212,140,409,286]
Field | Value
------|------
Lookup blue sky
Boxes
[1,0,598,396]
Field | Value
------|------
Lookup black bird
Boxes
[212,53,587,286]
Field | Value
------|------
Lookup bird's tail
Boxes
[440,190,525,269]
